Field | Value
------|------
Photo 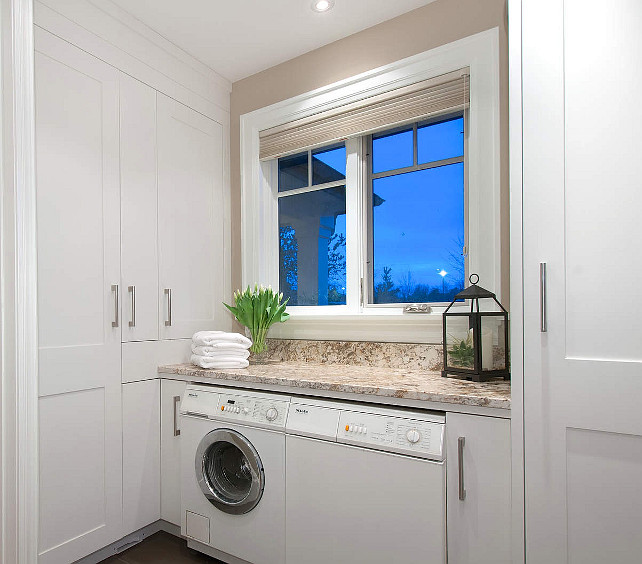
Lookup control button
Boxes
[221,406,225,411]
[406,429,421,444]
[243,407,250,415]
[363,427,368,434]
[235,407,240,414]
[266,407,278,421]
[345,425,350,432]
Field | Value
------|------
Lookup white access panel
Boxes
[122,380,160,535]
[286,435,445,564]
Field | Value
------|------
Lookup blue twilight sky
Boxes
[312,117,465,290]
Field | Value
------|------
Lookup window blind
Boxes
[259,68,469,161]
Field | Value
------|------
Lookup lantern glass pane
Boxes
[445,316,474,370]
[480,315,507,371]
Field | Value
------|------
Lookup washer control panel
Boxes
[338,410,444,461]
[181,385,290,429]
[216,392,290,428]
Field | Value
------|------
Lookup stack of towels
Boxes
[190,331,252,369]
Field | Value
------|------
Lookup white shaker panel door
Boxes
[160,379,186,526]
[35,30,122,564]
[446,413,511,564]
[120,74,159,342]
[122,380,161,535]
[157,93,225,339]
[522,1,642,562]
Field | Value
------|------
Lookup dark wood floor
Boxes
[101,531,224,564]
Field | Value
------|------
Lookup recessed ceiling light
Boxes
[311,0,334,13]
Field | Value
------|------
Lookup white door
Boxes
[157,94,225,339]
[446,413,511,564]
[122,380,161,535]
[120,74,159,342]
[35,30,122,563]
[160,379,185,526]
[522,1,642,562]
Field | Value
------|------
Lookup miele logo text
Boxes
[295,408,308,414]
[188,393,198,397]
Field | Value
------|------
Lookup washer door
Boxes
[195,428,265,515]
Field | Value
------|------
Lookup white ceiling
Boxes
[106,0,434,83]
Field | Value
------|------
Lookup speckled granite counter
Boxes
[159,362,511,417]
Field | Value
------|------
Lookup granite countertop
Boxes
[159,362,511,411]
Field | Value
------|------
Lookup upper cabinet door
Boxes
[157,94,226,339]
[120,75,160,342]
[35,30,122,563]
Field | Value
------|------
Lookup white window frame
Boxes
[240,28,501,343]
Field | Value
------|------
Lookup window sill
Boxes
[267,312,444,344]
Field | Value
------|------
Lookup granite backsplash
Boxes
[262,339,443,372]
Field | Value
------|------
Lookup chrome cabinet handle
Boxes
[164,288,172,326]
[540,263,547,333]
[128,285,136,327]
[458,436,466,501]
[173,395,181,436]
[111,284,119,327]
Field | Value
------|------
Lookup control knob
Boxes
[406,429,421,444]
[266,407,278,421]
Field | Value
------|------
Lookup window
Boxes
[241,29,501,341]
[277,144,347,306]
[276,117,466,311]
[369,116,466,305]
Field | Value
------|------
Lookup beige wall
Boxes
[230,0,509,308]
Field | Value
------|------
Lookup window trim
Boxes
[240,28,501,343]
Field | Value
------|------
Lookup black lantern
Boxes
[442,274,509,382]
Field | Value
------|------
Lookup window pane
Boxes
[417,116,464,164]
[372,128,413,174]
[278,152,308,192]
[372,163,465,304]
[279,186,347,306]
[312,144,346,185]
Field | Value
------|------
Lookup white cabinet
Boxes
[120,75,159,342]
[160,379,186,526]
[157,94,226,339]
[122,380,161,535]
[35,29,123,564]
[446,413,511,564]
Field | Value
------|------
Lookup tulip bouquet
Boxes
[223,285,289,355]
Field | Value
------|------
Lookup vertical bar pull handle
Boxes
[458,436,466,501]
[128,285,136,328]
[173,396,181,436]
[111,284,119,328]
[540,262,547,333]
[164,288,172,327]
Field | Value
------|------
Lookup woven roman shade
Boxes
[259,68,469,161]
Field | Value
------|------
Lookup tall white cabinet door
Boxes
[157,94,225,339]
[123,380,161,535]
[446,413,511,564]
[120,75,159,342]
[160,379,186,526]
[522,1,642,562]
[35,30,122,564]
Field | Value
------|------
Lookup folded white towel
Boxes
[191,345,250,360]
[192,331,252,348]
[191,354,249,369]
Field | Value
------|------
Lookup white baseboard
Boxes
[73,520,181,564]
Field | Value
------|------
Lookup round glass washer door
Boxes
[195,428,265,515]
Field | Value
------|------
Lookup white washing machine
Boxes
[285,397,446,564]
[180,385,291,564]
